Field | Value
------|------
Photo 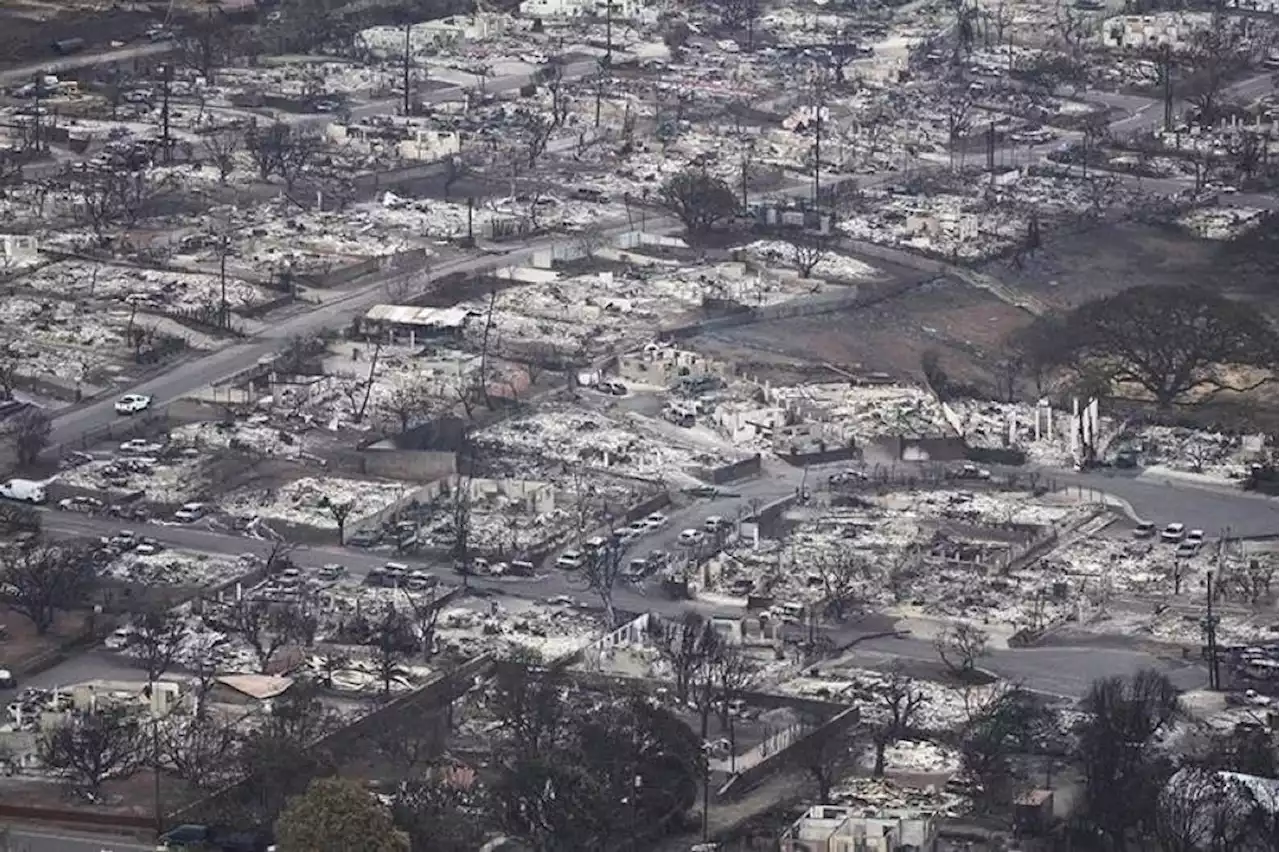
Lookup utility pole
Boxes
[810,68,824,208]
[986,120,995,173]
[31,73,42,155]
[160,64,173,163]
[1204,559,1221,691]
[594,0,618,128]
[1161,47,1174,132]
[218,231,230,329]
[402,21,412,116]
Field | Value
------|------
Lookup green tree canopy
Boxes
[275,777,408,852]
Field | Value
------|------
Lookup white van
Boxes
[0,478,47,504]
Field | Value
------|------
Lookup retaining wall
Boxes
[170,653,495,825]
[695,453,762,485]
[717,705,861,800]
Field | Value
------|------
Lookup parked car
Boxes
[157,824,271,852]
[0,669,15,689]
[135,537,163,556]
[346,528,379,547]
[58,495,103,513]
[502,560,531,577]
[644,512,668,529]
[1186,529,1206,545]
[678,528,705,546]
[114,393,153,415]
[1160,522,1186,543]
[1132,521,1156,539]
[317,563,345,581]
[556,550,584,570]
[173,502,207,523]
[405,571,437,591]
[104,627,135,650]
[120,438,164,454]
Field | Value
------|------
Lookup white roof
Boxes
[364,304,473,328]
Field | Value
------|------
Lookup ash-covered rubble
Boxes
[475,405,741,483]
[221,476,411,530]
[99,549,253,589]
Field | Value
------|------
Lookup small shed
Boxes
[1014,789,1054,832]
[361,304,477,346]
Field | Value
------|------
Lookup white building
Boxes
[1100,12,1213,52]
[519,0,654,23]
[780,805,938,852]
[325,122,461,162]
[0,234,37,267]
[906,211,978,244]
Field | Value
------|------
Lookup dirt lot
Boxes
[0,604,94,675]
[987,219,1278,312]
[690,276,1028,390]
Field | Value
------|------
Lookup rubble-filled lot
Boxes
[1113,423,1271,482]
[168,419,324,461]
[163,200,437,278]
[373,192,627,241]
[221,476,413,530]
[98,548,252,589]
[704,488,1088,633]
[1178,207,1272,241]
[12,259,272,314]
[448,258,853,359]
[59,455,208,503]
[773,667,1000,733]
[764,382,950,439]
[475,404,745,483]
[837,173,1148,260]
[433,597,603,660]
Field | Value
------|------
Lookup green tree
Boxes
[657,168,740,239]
[276,777,408,852]
[1078,670,1181,850]
[1053,285,1276,408]
[488,661,703,851]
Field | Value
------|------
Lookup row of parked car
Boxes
[1134,521,1206,557]
[554,512,670,570]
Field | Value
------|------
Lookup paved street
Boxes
[1041,468,1278,538]
[1,826,154,852]
[25,447,1248,701]
[0,41,179,86]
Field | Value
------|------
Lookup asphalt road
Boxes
[2,826,154,852]
[29,442,1258,700]
[0,41,179,86]
[1041,468,1278,538]
[28,501,1211,700]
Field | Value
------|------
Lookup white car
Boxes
[114,393,153,415]
[173,502,207,522]
[556,551,584,570]
[644,512,668,529]
[120,438,163,454]
[678,528,705,546]
[1160,522,1186,543]
[104,627,134,650]
[1185,529,1206,544]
